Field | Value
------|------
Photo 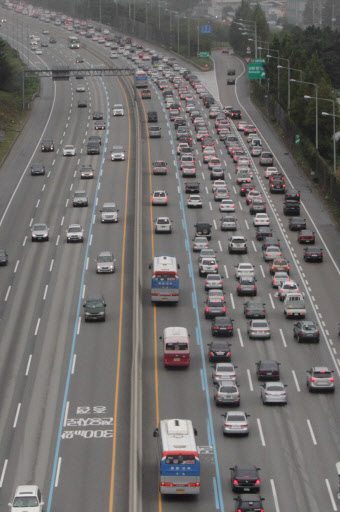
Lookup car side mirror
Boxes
[83,304,85,308]
[148,264,152,269]
[153,428,159,437]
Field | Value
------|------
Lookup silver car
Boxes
[155,217,172,233]
[272,271,290,288]
[100,202,119,222]
[222,411,250,435]
[306,366,335,392]
[152,190,168,206]
[73,190,88,207]
[198,257,218,276]
[214,379,240,406]
[212,362,237,384]
[221,215,237,231]
[80,165,94,179]
[219,199,235,212]
[111,145,125,161]
[205,273,224,290]
[96,251,115,273]
[214,188,229,201]
[228,236,247,254]
[263,245,282,262]
[193,236,209,252]
[31,223,49,241]
[248,319,271,339]
[261,382,287,404]
[66,224,84,243]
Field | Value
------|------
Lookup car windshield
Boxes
[34,224,47,230]
[87,300,103,308]
[69,227,81,233]
[13,498,39,507]
[97,255,112,262]
[267,385,283,391]
[227,414,245,421]
[220,385,236,393]
[103,206,116,212]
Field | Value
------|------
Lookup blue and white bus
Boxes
[150,256,179,303]
[153,419,200,494]
[135,69,148,88]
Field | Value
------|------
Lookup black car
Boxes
[185,182,200,194]
[255,226,272,241]
[87,142,100,155]
[269,179,285,193]
[293,320,320,343]
[211,316,234,336]
[304,246,323,262]
[256,360,280,380]
[289,217,306,231]
[93,111,103,120]
[208,341,231,362]
[283,199,300,216]
[227,69,236,76]
[228,109,242,119]
[237,276,257,296]
[30,163,45,175]
[195,222,212,239]
[49,37,56,43]
[234,494,265,512]
[147,111,158,122]
[0,249,8,266]
[285,189,300,202]
[174,117,186,130]
[75,73,84,80]
[83,296,106,322]
[243,301,266,319]
[78,99,87,108]
[230,466,261,493]
[41,139,54,152]
[88,135,101,145]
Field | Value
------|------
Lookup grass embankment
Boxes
[189,56,213,71]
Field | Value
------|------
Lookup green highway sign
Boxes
[199,52,210,57]
[295,134,301,146]
[247,63,266,79]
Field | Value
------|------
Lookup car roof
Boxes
[14,485,40,496]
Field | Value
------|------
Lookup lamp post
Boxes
[177,15,180,55]
[158,3,160,30]
[187,17,190,58]
[276,60,298,113]
[291,79,318,149]
[321,107,338,175]
[238,19,257,58]
[266,52,281,102]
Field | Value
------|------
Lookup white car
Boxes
[212,363,237,384]
[212,180,227,193]
[152,190,168,206]
[155,217,172,233]
[261,382,287,404]
[76,85,86,92]
[35,49,42,55]
[235,262,255,279]
[248,319,271,339]
[9,486,44,512]
[222,411,250,435]
[265,166,279,178]
[112,104,124,116]
[220,199,235,212]
[63,145,76,156]
[253,213,270,226]
[187,195,202,208]
[278,280,301,301]
[110,51,118,58]
[111,146,125,160]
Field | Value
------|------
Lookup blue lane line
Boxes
[196,326,200,345]
[182,217,186,231]
[47,77,110,512]
[213,477,220,510]
[153,86,225,512]
[206,418,212,446]
[185,238,189,252]
[200,369,206,391]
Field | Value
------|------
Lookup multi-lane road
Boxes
[1,8,340,512]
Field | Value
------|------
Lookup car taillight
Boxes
[227,326,232,330]
[255,479,260,485]
[165,198,168,202]
[311,377,317,381]
[233,479,239,485]
[238,285,241,289]
[206,307,209,312]
[222,307,226,312]
[254,285,257,290]
[329,377,335,382]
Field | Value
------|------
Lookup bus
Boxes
[161,327,190,367]
[150,256,179,303]
[151,55,159,67]
[135,69,148,88]
[153,419,200,494]
[68,35,80,49]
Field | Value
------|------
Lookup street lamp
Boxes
[158,3,161,30]
[321,108,338,175]
[239,18,257,58]
[266,53,281,102]
[184,16,190,58]
[276,61,300,113]
[291,79,318,149]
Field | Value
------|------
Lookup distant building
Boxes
[286,0,307,25]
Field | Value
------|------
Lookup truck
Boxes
[284,293,306,318]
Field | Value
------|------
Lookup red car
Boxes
[221,49,229,54]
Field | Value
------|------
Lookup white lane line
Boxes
[325,478,337,511]
[34,318,41,336]
[43,285,48,301]
[4,286,11,302]
[70,183,73,191]
[63,401,69,427]
[42,184,46,191]
[71,355,76,374]
[90,234,93,246]
[82,284,86,299]
[14,260,19,273]
[270,479,281,512]
[224,264,229,278]
[279,328,287,347]
[60,216,64,226]
[218,240,222,252]
[77,316,81,335]
[269,293,275,309]
[230,293,235,309]
[0,459,8,487]
[307,419,317,445]
[56,235,60,246]
[237,328,244,347]
[251,240,257,252]
[22,236,27,246]
[260,265,265,278]
[25,355,32,376]
[55,457,62,487]
[65,199,69,208]
[29,218,33,227]
[49,259,54,272]
[257,418,266,446]
[244,219,249,229]
[213,219,217,230]
[13,403,21,428]
[292,370,300,392]
[86,257,89,270]
[205,186,209,194]
[247,369,253,391]
[209,202,212,210]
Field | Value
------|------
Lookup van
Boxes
[100,202,119,223]
[161,327,190,367]
[148,111,158,122]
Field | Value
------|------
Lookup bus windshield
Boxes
[165,342,188,351]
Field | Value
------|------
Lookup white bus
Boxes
[150,255,179,303]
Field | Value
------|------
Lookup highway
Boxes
[1,7,340,512]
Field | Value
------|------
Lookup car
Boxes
[111,146,125,161]
[222,411,250,436]
[278,281,300,301]
[272,271,290,288]
[228,236,247,254]
[93,111,104,120]
[83,296,106,321]
[227,78,235,85]
[304,246,323,262]
[66,224,84,243]
[285,189,300,201]
[270,258,290,275]
[220,199,235,212]
[283,199,300,216]
[263,245,282,262]
[152,160,167,175]
[0,249,8,265]
[256,360,280,380]
[228,109,242,120]
[255,226,272,241]
[214,188,229,201]
[227,68,236,75]
[243,300,266,319]
[246,190,262,205]
[264,166,279,178]
[221,49,229,54]
[205,297,226,318]
[306,366,335,392]
[75,73,84,80]
[96,251,115,273]
[249,199,266,215]
[248,319,270,339]
[41,139,54,152]
[94,120,106,130]
[212,362,237,384]
[198,257,218,276]
[149,126,161,138]
[49,37,56,43]
[236,172,252,185]
[261,382,287,404]
[221,215,237,231]
[240,183,255,197]
[237,275,257,296]
[80,165,94,179]
[211,316,233,337]
[205,274,224,290]
[76,85,86,92]
[208,341,231,362]
[244,124,257,136]
[195,222,212,239]
[152,190,168,206]
[35,49,42,55]
[31,223,49,241]
[63,145,76,156]
[269,179,286,193]
[73,190,88,207]
[78,99,87,108]
[193,236,209,251]
[182,165,196,177]
[230,466,261,493]
[100,202,119,222]
[110,50,118,58]
[253,213,270,227]
[111,103,124,116]
[210,167,225,180]
[289,217,306,231]
[259,152,273,166]
[262,236,280,249]
[233,495,265,512]
[30,163,45,176]
[298,230,315,244]
[208,157,221,170]
[9,485,44,512]
[141,89,151,99]
[235,263,255,279]
[293,320,319,343]
[155,217,172,233]
[185,181,200,194]
[214,380,240,406]
[76,55,84,62]
[186,195,202,208]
